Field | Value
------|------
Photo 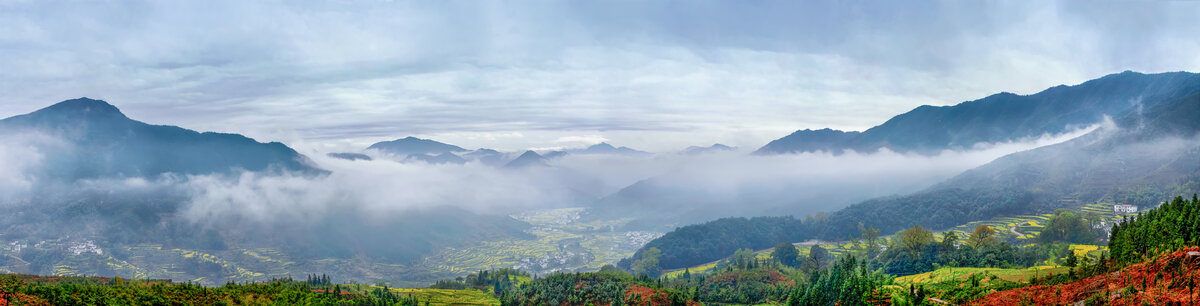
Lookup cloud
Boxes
[0,132,64,201]
[178,153,592,225]
[2,1,1198,152]
[0,119,1101,230]
[555,135,609,145]
[175,123,1097,228]
[555,125,1100,209]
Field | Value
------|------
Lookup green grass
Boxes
[895,265,1069,285]
[387,288,501,305]
[662,261,718,279]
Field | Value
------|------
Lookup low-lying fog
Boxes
[0,124,1099,229]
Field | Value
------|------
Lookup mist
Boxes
[163,123,1097,232]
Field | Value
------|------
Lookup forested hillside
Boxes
[757,71,1200,155]
[824,90,1200,238]
[633,86,1200,270]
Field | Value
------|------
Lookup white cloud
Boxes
[0,132,64,201]
[1,1,1198,152]
[555,135,609,145]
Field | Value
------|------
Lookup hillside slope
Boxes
[0,97,324,179]
[632,76,1200,269]
[758,71,1200,155]
[972,247,1200,305]
[822,91,1200,237]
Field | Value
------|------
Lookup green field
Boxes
[388,288,501,305]
[895,265,1070,285]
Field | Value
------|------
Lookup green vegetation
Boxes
[498,267,691,305]
[1110,195,1200,263]
[623,216,814,270]
[787,255,891,305]
[0,273,430,305]
[875,224,1066,275]
[389,288,500,305]
[1038,209,1103,244]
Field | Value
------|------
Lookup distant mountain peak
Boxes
[0,98,324,179]
[754,128,860,155]
[515,150,542,159]
[367,136,467,156]
[30,97,127,120]
[504,150,549,168]
[588,142,616,150]
[682,143,736,155]
[570,142,651,156]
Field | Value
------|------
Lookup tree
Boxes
[898,224,934,257]
[731,248,758,269]
[859,223,882,259]
[772,243,800,267]
[967,225,998,248]
[1065,252,1078,268]
[940,231,959,251]
[1040,209,1097,244]
[632,247,662,277]
[802,245,829,274]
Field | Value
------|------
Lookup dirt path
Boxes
[1009,226,1025,238]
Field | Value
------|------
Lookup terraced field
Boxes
[942,201,1131,242]
[895,265,1070,285]
[416,208,662,277]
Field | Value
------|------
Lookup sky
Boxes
[2,1,1199,153]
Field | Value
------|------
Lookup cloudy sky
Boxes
[2,1,1198,152]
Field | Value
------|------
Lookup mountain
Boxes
[753,129,859,154]
[366,136,467,156]
[504,150,550,168]
[0,97,323,179]
[543,150,569,159]
[407,152,468,165]
[682,144,736,155]
[568,142,652,156]
[327,152,373,161]
[0,98,535,287]
[628,72,1200,269]
[820,90,1200,238]
[462,148,507,166]
[757,71,1200,155]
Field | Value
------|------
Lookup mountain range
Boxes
[594,71,1200,230]
[632,71,1200,269]
[0,98,531,286]
[0,98,325,180]
[756,71,1200,155]
[820,87,1200,237]
[6,70,1200,287]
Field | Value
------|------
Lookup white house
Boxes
[1113,204,1138,214]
